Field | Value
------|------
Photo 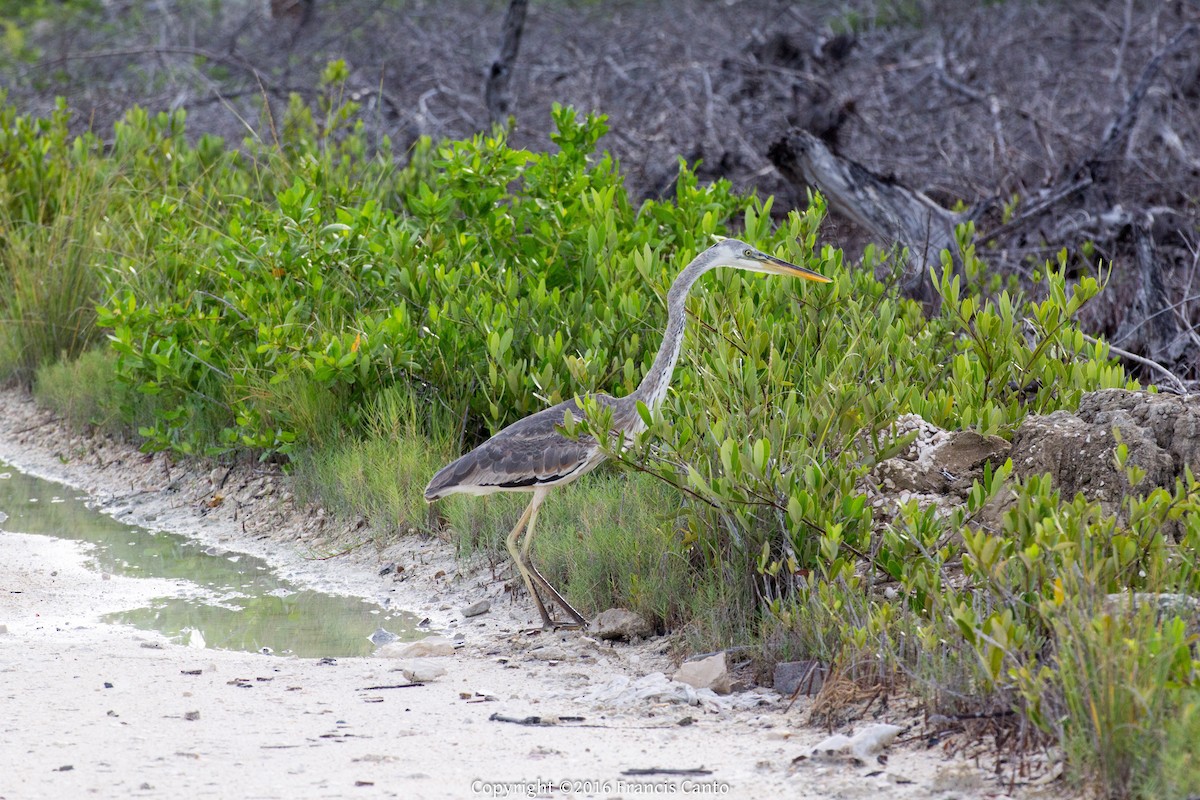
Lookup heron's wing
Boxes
[424,397,618,499]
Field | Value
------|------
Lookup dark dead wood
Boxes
[977,177,1093,247]
[1112,220,1189,371]
[488,712,587,726]
[358,682,423,690]
[1072,23,1198,186]
[768,129,964,303]
[978,25,1197,252]
[622,767,713,777]
[484,0,529,125]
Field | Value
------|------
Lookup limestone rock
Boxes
[673,652,731,695]
[369,628,400,646]
[380,636,455,658]
[1010,389,1200,506]
[393,658,447,682]
[872,416,1009,497]
[772,660,827,696]
[461,599,491,618]
[592,608,653,641]
[807,723,904,762]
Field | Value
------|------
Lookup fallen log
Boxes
[768,129,965,303]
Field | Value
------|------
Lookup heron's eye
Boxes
[744,249,754,258]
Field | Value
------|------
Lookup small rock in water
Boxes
[395,658,447,682]
[673,652,731,695]
[378,637,455,658]
[461,599,491,618]
[369,628,401,646]
[592,608,653,641]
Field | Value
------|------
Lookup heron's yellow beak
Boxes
[760,253,832,283]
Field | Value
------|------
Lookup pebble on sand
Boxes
[379,636,455,658]
[461,599,491,618]
[672,652,731,695]
[592,608,653,641]
[394,658,448,682]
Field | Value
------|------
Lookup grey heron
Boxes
[424,238,832,628]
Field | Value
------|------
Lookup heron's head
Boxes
[708,238,831,283]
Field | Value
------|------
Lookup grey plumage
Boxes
[423,238,831,628]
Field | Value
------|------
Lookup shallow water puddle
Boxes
[0,461,418,657]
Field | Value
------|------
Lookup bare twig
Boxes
[1083,333,1188,394]
[1077,23,1198,181]
[622,768,713,777]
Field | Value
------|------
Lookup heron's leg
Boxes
[505,496,553,627]
[520,490,588,628]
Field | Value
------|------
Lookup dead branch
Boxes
[1112,220,1189,370]
[1072,23,1198,185]
[768,129,964,303]
[1084,333,1187,394]
[484,0,529,125]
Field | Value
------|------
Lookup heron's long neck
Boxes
[629,252,720,410]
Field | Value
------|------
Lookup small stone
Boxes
[808,723,904,762]
[461,599,491,618]
[673,652,731,695]
[209,467,229,488]
[0,624,8,635]
[592,608,653,641]
[395,659,447,682]
[184,711,200,721]
[369,628,400,646]
[379,637,455,658]
[773,660,827,696]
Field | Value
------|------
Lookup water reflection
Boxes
[0,461,417,657]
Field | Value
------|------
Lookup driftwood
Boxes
[484,0,529,125]
[768,130,965,303]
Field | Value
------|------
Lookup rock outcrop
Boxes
[868,390,1200,520]
[1009,389,1200,504]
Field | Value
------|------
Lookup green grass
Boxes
[436,467,733,636]
[0,156,110,385]
[533,471,693,631]
[1052,598,1198,800]
[1149,690,1200,800]
[33,348,129,431]
[291,384,457,536]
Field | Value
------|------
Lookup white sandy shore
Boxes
[0,388,1047,799]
